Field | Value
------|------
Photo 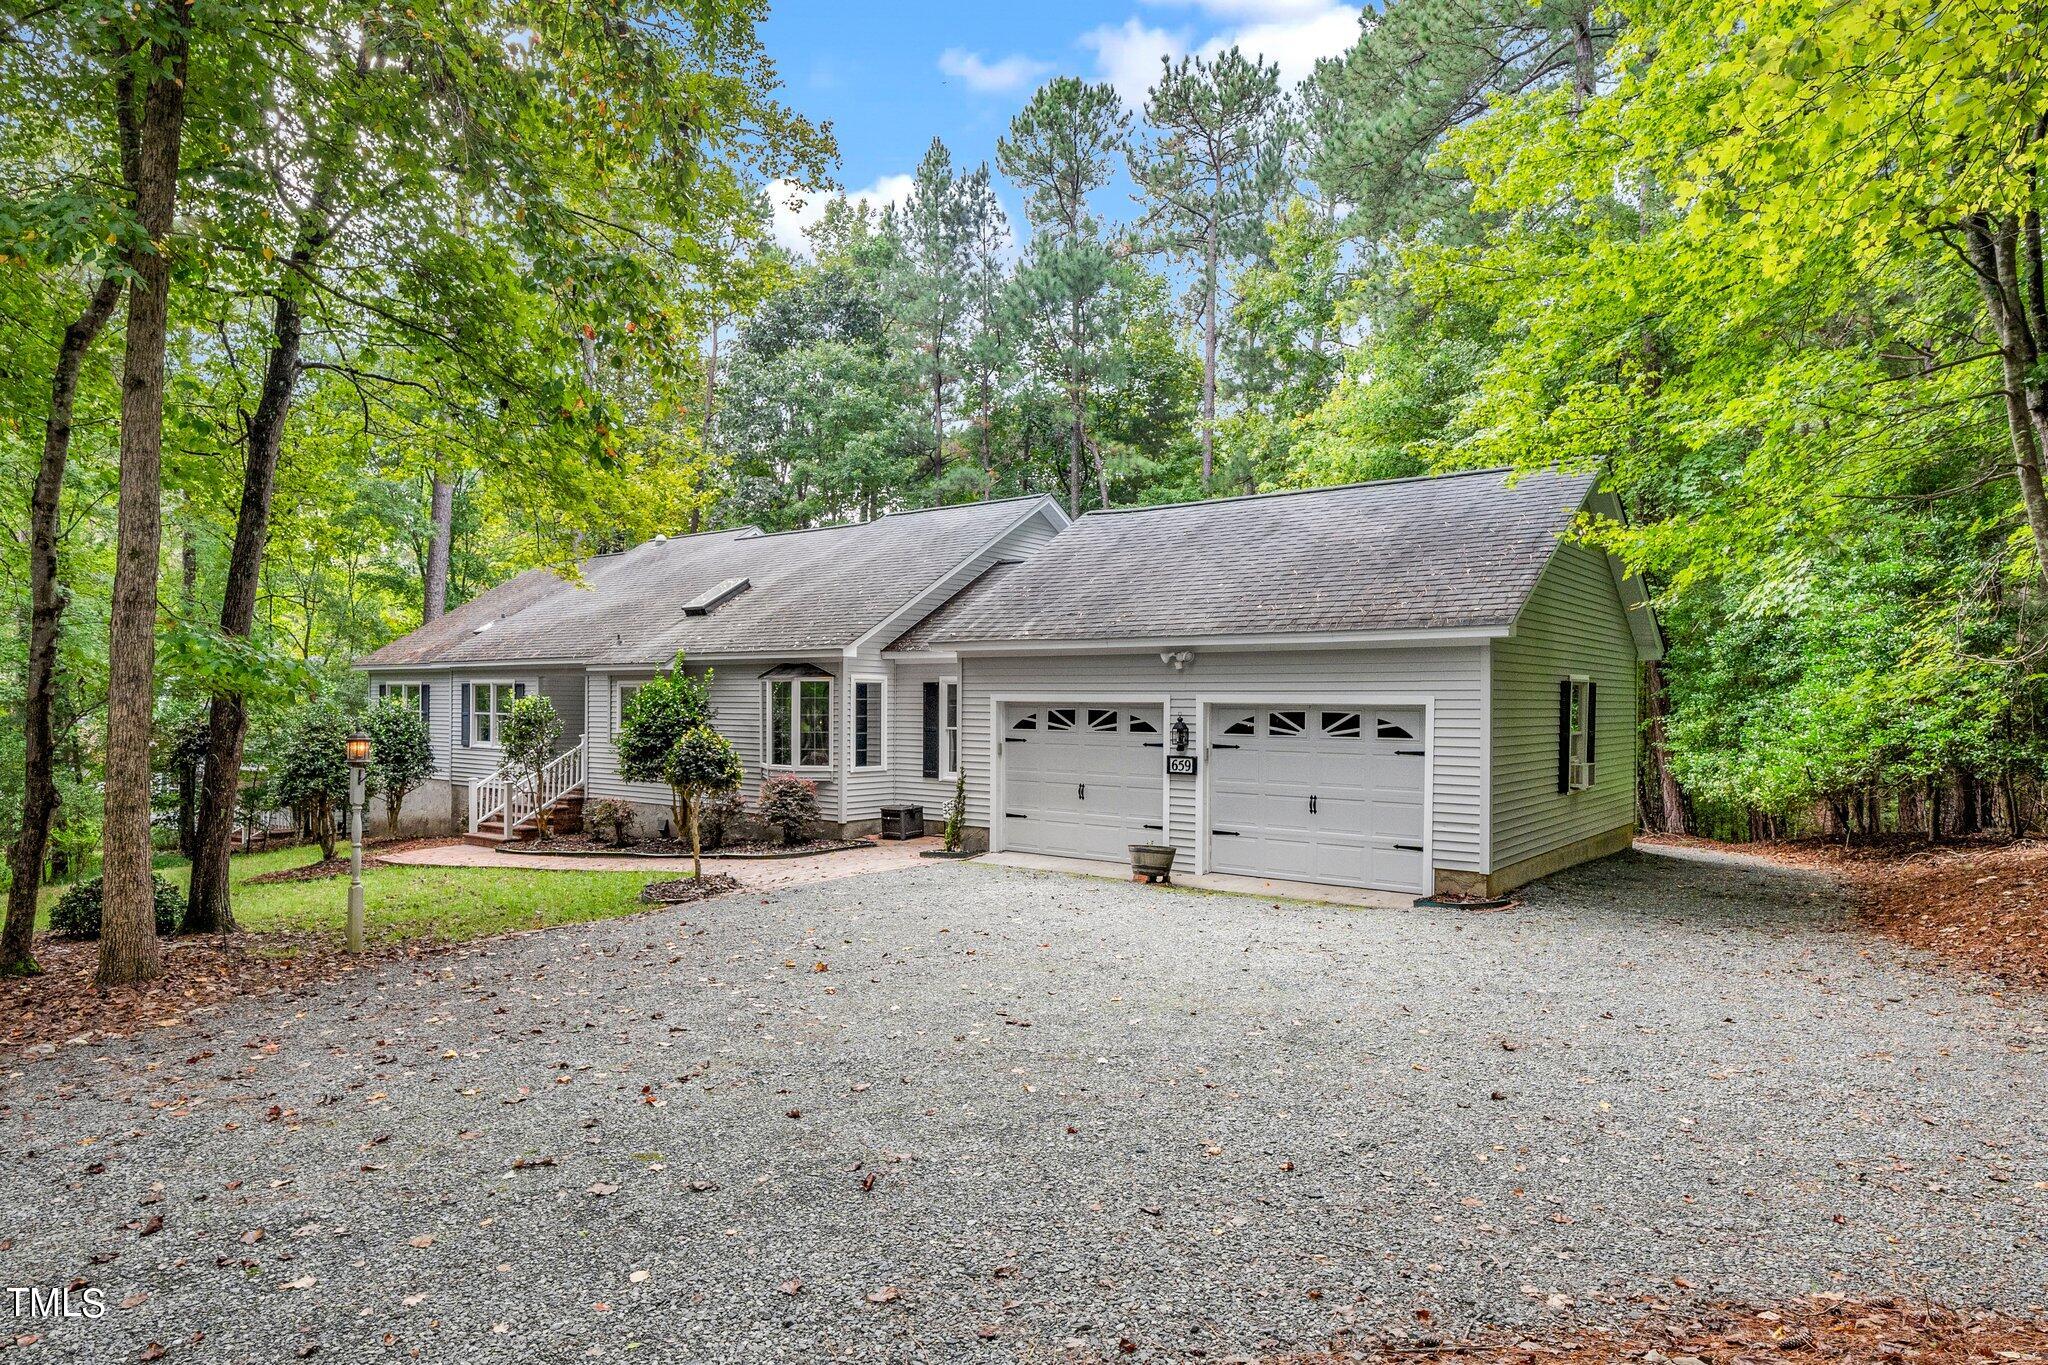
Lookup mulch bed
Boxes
[1,932,432,1058]
[1274,1295,2048,1363]
[1641,832,2048,989]
[639,873,743,905]
[515,835,874,860]
[243,836,460,884]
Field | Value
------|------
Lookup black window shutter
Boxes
[513,681,526,699]
[1557,678,1572,794]
[922,681,940,779]
[419,683,431,726]
[1584,679,1597,772]
[854,683,871,767]
[459,682,471,747]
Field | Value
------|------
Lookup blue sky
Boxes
[757,0,1366,252]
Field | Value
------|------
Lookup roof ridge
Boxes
[1075,467,1585,518]
[739,494,1050,540]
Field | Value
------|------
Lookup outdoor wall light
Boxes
[1171,716,1191,753]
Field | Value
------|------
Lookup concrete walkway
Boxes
[380,834,940,888]
[978,848,1414,908]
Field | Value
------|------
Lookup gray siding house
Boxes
[358,469,1660,896]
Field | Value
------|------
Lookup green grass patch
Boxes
[36,842,659,947]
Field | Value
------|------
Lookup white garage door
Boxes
[1001,704,1165,862]
[1207,705,1427,892]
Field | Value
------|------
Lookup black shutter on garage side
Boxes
[419,683,431,726]
[922,681,940,779]
[1557,678,1572,794]
[1584,680,1596,774]
[459,682,471,747]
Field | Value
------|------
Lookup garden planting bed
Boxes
[510,835,875,860]
[638,873,743,905]
[242,836,458,883]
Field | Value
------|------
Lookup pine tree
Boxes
[890,139,975,486]
[997,78,1130,515]
[1128,48,1289,489]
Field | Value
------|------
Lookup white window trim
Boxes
[470,678,518,750]
[763,676,835,773]
[940,678,961,780]
[611,678,646,739]
[850,677,888,772]
[1567,673,1595,792]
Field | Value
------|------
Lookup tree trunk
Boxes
[98,12,191,989]
[688,798,702,881]
[1640,660,1687,835]
[317,804,336,862]
[1966,215,2048,587]
[1,273,123,976]
[1928,778,1945,840]
[1067,386,1084,518]
[423,477,453,620]
[1200,222,1218,487]
[186,186,331,935]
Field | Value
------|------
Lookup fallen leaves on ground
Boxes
[1272,1295,2048,1363]
[1643,833,2048,988]
[1,931,450,1057]
[639,874,743,906]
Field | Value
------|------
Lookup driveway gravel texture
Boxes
[2,848,2043,1363]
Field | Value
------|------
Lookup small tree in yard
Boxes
[758,774,819,847]
[664,727,744,877]
[363,700,433,836]
[616,655,716,836]
[944,770,968,852]
[500,694,563,837]
[273,705,354,861]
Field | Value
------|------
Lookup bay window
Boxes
[766,677,832,769]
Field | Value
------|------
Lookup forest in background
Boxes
[4,0,2047,979]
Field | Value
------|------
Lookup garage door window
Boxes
[1087,708,1118,732]
[1221,714,1254,736]
[1320,710,1361,738]
[1127,713,1157,733]
[1376,717,1414,739]
[1268,710,1306,736]
[1011,711,1037,731]
[1047,708,1075,731]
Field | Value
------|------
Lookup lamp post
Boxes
[346,732,371,952]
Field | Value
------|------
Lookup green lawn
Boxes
[38,843,659,948]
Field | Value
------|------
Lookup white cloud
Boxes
[1079,17,1190,104]
[767,174,917,257]
[1082,2,1361,102]
[938,48,1055,95]
[1207,3,1361,84]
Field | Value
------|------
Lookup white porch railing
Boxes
[469,739,585,835]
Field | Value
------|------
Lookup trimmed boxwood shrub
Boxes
[50,874,185,940]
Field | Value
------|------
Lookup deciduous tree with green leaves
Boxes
[663,727,743,878]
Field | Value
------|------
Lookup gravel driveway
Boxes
[3,849,2044,1362]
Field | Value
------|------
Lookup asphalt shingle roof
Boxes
[358,496,1056,669]
[919,469,1598,646]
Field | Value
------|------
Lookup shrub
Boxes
[616,656,718,841]
[757,774,819,847]
[50,874,184,940]
[274,703,355,860]
[364,698,434,835]
[944,770,968,852]
[586,798,638,848]
[700,791,747,850]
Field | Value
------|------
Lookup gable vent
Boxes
[682,577,751,616]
